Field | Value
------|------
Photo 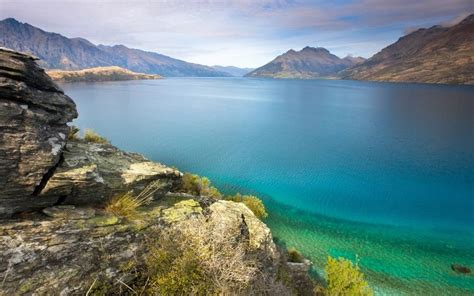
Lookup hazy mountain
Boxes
[342,14,474,84]
[245,46,364,79]
[0,18,230,77]
[212,65,254,77]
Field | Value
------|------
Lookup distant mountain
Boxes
[342,14,474,84]
[47,66,162,82]
[212,65,254,77]
[0,18,230,77]
[245,46,364,79]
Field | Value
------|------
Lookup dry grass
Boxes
[84,129,109,144]
[227,193,268,220]
[105,181,162,218]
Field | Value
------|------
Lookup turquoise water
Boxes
[62,78,474,294]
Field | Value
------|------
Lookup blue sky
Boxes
[0,0,472,67]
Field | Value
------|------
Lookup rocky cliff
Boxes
[0,47,77,215]
[0,48,314,295]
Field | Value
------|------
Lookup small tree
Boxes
[180,173,222,199]
[325,256,373,296]
[227,194,268,220]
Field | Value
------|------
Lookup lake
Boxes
[62,77,474,295]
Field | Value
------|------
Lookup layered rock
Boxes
[0,196,282,295]
[0,47,77,216]
[38,140,181,206]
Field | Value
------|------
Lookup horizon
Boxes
[0,0,472,68]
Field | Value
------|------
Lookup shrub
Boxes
[325,256,373,296]
[84,129,109,144]
[68,125,80,140]
[287,247,304,263]
[180,172,222,199]
[105,181,161,218]
[227,193,268,220]
[144,218,261,295]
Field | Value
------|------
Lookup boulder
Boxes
[451,264,471,274]
[0,47,77,216]
[38,140,182,206]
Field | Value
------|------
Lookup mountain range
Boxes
[245,46,365,78]
[212,65,254,77]
[1,14,473,84]
[0,18,230,77]
[342,14,474,84]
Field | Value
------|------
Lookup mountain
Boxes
[342,14,474,84]
[245,46,364,79]
[47,66,162,82]
[0,18,230,77]
[212,65,254,77]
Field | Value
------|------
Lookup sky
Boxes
[0,0,472,68]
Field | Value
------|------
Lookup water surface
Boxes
[63,78,474,294]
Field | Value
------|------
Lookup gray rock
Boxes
[39,140,182,206]
[0,48,77,216]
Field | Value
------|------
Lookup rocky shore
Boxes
[0,47,315,295]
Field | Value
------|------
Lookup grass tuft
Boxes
[105,181,162,218]
[84,129,109,144]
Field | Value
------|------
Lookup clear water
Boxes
[62,78,474,295]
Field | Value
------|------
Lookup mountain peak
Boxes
[246,46,358,79]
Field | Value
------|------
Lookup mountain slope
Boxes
[246,46,364,79]
[342,14,474,84]
[0,18,230,77]
[212,65,254,77]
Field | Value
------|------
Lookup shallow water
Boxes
[63,78,474,294]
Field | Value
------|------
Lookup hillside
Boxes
[0,18,230,77]
[342,14,474,84]
[212,65,254,76]
[47,66,162,82]
[246,46,364,79]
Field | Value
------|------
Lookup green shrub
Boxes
[180,173,222,199]
[325,256,373,296]
[227,193,268,220]
[287,247,304,263]
[105,181,161,218]
[84,129,109,144]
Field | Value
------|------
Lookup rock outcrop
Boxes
[0,47,77,216]
[0,196,283,295]
[38,139,182,207]
[0,48,181,217]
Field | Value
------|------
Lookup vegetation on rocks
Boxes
[325,256,373,296]
[287,247,305,263]
[180,172,222,198]
[227,193,268,220]
[84,129,109,144]
[105,181,162,218]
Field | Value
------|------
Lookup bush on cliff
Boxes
[227,193,268,220]
[84,129,109,144]
[144,218,262,295]
[325,256,373,296]
[287,247,304,263]
[180,172,222,198]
